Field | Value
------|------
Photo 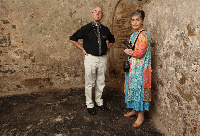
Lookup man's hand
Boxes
[82,49,88,59]
[70,40,87,59]
[106,42,114,54]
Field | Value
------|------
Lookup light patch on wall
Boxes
[50,53,65,61]
[188,36,199,47]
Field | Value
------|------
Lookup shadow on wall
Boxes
[149,41,160,113]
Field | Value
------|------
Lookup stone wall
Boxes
[0,0,199,135]
[0,0,118,94]
[144,0,200,135]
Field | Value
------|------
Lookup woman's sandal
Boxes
[124,112,138,117]
[132,118,145,127]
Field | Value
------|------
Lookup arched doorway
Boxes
[110,0,145,79]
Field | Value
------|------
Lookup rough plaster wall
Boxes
[144,0,200,135]
[0,0,118,94]
[1,0,200,135]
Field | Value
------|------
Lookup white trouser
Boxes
[84,54,107,108]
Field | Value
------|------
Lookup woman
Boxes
[124,10,151,127]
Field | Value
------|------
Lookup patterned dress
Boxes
[124,30,151,111]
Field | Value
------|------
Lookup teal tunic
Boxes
[124,30,151,111]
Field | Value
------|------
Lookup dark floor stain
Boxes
[0,87,164,136]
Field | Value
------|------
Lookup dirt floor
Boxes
[0,87,164,136]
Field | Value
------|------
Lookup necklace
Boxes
[92,22,102,55]
[92,24,100,40]
[92,23,101,43]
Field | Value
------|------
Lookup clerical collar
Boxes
[92,21,101,26]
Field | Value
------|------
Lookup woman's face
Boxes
[131,15,144,31]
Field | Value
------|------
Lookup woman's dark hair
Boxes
[131,10,145,20]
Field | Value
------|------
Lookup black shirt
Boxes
[70,22,115,56]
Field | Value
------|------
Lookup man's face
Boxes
[92,7,103,22]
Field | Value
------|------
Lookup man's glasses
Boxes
[92,11,103,15]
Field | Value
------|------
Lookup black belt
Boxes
[90,54,106,57]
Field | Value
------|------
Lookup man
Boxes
[70,7,115,115]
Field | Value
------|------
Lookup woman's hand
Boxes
[124,49,133,56]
